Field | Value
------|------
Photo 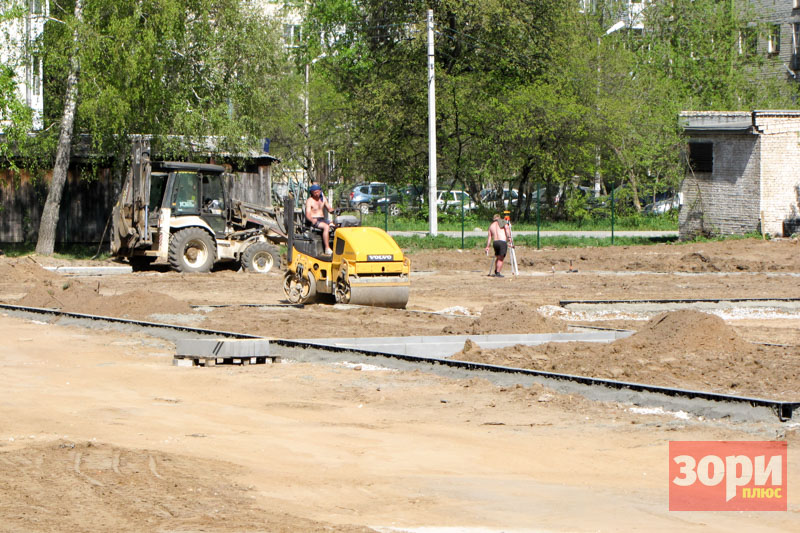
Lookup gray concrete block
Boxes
[175,338,270,358]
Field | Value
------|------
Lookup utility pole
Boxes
[427,9,438,236]
[304,62,312,184]
[595,20,626,197]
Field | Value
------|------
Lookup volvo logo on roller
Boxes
[367,254,393,261]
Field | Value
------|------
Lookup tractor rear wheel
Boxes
[242,242,280,273]
[169,228,216,273]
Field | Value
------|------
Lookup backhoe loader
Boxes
[111,144,286,273]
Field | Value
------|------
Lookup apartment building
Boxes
[0,0,47,130]
[248,0,303,48]
[760,0,800,81]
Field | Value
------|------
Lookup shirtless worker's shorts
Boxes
[493,240,507,257]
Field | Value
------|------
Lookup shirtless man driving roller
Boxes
[305,184,335,255]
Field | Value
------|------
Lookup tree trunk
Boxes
[628,170,642,212]
[35,0,83,255]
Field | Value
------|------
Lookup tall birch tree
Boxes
[35,0,81,254]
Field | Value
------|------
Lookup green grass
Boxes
[359,211,678,232]
[681,231,768,242]
[393,234,678,251]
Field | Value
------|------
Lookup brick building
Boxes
[679,110,800,239]
[755,0,800,80]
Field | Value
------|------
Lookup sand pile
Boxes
[612,309,750,357]
[443,301,567,335]
[452,310,798,400]
[16,278,193,320]
[17,278,102,310]
[454,339,552,369]
[1,256,194,319]
[679,252,720,272]
[85,289,194,319]
[0,257,64,284]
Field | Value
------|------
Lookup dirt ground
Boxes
[1,237,799,531]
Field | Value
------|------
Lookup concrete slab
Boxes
[44,266,132,276]
[562,298,800,314]
[294,330,632,358]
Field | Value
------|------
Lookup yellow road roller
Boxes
[282,198,411,308]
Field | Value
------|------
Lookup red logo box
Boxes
[669,441,787,511]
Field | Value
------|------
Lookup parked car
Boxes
[400,184,426,206]
[644,194,680,215]
[436,189,476,211]
[480,188,523,208]
[573,184,634,211]
[374,184,426,215]
[347,182,401,214]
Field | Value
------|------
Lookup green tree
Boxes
[298,0,581,221]
[24,0,295,254]
[35,0,82,255]
[576,0,798,215]
[587,13,684,212]
[641,0,797,109]
[297,0,800,222]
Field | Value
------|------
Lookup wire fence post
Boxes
[460,184,465,249]
[536,181,541,250]
[611,183,615,245]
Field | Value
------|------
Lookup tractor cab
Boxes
[154,162,230,238]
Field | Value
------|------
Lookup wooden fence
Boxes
[0,163,275,244]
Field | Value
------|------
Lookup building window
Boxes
[283,24,301,48]
[739,27,757,56]
[793,24,800,70]
[688,142,713,173]
[794,0,800,10]
[29,0,43,15]
[767,24,781,56]
[32,55,40,95]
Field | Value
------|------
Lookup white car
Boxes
[644,195,680,215]
[436,189,476,211]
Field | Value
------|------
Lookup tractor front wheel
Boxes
[242,242,280,273]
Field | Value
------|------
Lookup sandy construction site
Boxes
[1,237,799,532]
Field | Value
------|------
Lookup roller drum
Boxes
[340,275,409,309]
